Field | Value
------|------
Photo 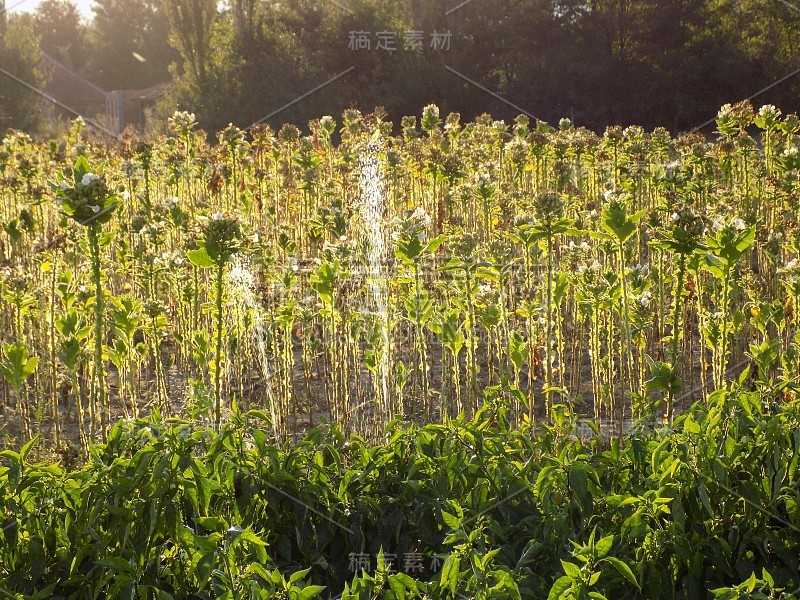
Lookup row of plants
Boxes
[1,101,800,448]
[1,379,799,598]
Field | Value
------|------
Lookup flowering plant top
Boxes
[51,156,119,227]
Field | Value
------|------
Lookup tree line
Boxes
[1,0,799,135]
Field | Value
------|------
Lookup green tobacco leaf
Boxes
[0,342,39,391]
[298,586,326,599]
[439,257,464,271]
[97,557,135,573]
[606,557,639,589]
[547,575,572,600]
[426,234,446,254]
[440,553,460,595]
[645,356,682,396]
[0,449,20,464]
[289,567,312,583]
[602,203,645,244]
[588,230,613,241]
[193,550,215,590]
[488,569,522,598]
[72,155,92,183]
[570,463,592,514]
[389,573,419,594]
[187,248,215,269]
[736,226,756,253]
[595,534,614,558]
[239,528,267,547]
[396,235,423,263]
[18,435,37,464]
[194,516,227,532]
[509,331,529,372]
[441,509,461,530]
[697,483,714,517]
[561,560,582,579]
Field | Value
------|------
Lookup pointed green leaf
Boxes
[606,557,639,589]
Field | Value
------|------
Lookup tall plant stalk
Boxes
[87,224,107,440]
[213,261,225,430]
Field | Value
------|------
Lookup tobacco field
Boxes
[1,101,800,597]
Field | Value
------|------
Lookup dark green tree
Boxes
[34,0,91,70]
[0,14,47,132]
[164,0,217,86]
[87,0,175,90]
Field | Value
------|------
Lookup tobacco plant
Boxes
[52,156,119,441]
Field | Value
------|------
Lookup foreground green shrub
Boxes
[1,381,799,598]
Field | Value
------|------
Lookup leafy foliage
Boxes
[1,387,799,597]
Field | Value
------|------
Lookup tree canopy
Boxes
[0,13,47,131]
[4,0,800,134]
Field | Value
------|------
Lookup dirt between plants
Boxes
[0,319,741,459]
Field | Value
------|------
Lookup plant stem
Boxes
[465,267,477,417]
[618,240,633,435]
[545,233,554,422]
[414,265,429,421]
[214,261,225,431]
[720,271,731,388]
[668,254,687,424]
[49,263,59,448]
[88,224,106,442]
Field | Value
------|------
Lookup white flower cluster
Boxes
[577,259,603,275]
[470,167,496,198]
[139,221,166,237]
[758,104,780,120]
[638,290,653,309]
[567,240,591,253]
[710,215,746,233]
[55,169,112,221]
[505,137,529,158]
[171,111,196,129]
[780,258,800,286]
[444,120,460,133]
[411,206,432,229]
[153,250,185,268]
[3,131,32,148]
[422,104,440,125]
